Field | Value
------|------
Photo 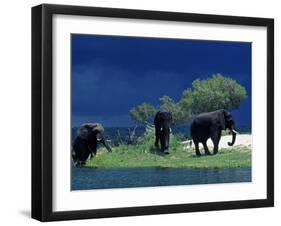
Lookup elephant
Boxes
[72,123,112,166]
[154,111,173,154]
[190,109,238,156]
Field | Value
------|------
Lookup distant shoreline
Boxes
[72,125,252,144]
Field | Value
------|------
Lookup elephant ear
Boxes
[154,111,160,125]
[218,110,226,130]
[77,123,104,139]
[77,123,91,139]
[167,112,172,122]
[91,123,104,134]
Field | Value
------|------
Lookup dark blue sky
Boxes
[71,34,251,127]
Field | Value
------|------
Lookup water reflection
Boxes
[72,167,251,190]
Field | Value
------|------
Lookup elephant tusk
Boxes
[232,129,239,134]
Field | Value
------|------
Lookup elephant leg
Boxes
[212,139,219,155]
[72,137,90,166]
[211,130,221,155]
[76,160,85,167]
[203,141,211,155]
[92,147,97,156]
[88,143,97,158]
[155,128,160,148]
[194,141,201,156]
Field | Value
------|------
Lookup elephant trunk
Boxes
[227,128,238,146]
[101,139,112,152]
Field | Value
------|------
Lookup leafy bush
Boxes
[188,74,247,113]
[137,125,183,154]
[130,74,247,125]
[129,103,157,125]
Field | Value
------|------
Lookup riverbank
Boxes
[182,134,252,150]
[72,167,251,190]
[85,134,252,168]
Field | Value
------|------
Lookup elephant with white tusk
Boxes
[190,109,238,156]
[154,111,173,154]
[72,123,112,167]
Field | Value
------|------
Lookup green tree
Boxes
[129,74,247,126]
[129,102,157,125]
[186,74,247,114]
[159,96,191,124]
[178,88,193,121]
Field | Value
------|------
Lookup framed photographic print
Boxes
[32,4,274,221]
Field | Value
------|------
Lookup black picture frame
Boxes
[32,3,274,222]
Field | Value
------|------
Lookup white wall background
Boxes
[0,0,279,225]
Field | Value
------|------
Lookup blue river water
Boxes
[71,167,251,190]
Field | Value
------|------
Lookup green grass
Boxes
[85,128,251,169]
[85,145,251,169]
